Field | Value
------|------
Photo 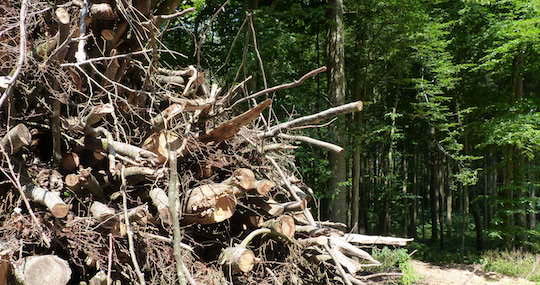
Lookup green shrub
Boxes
[480,249,540,282]
[371,247,419,285]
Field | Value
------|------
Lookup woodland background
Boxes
[1,0,539,283]
[180,0,540,258]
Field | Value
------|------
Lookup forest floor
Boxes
[411,260,536,285]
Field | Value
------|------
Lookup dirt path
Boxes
[411,260,535,285]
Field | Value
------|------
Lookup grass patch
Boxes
[371,247,419,285]
[480,249,540,282]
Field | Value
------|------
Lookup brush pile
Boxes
[0,1,412,284]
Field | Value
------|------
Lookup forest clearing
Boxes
[1,0,539,284]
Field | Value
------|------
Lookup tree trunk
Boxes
[327,0,347,224]
[352,146,360,233]
[408,154,418,238]
[430,136,439,242]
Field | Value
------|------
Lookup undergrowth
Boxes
[480,249,540,282]
[371,247,419,285]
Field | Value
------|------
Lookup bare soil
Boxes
[411,260,536,285]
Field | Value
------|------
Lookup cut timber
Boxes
[244,215,264,228]
[1,124,31,155]
[101,29,115,41]
[84,136,159,164]
[151,104,185,130]
[13,255,71,285]
[149,187,171,224]
[141,131,183,163]
[80,168,105,199]
[278,133,344,153]
[84,104,114,127]
[218,247,255,273]
[123,167,159,177]
[328,248,363,274]
[298,236,379,265]
[88,271,109,285]
[261,215,295,239]
[183,183,241,224]
[251,197,306,216]
[261,101,363,137]
[90,202,115,221]
[36,169,63,192]
[156,75,185,87]
[295,225,344,237]
[223,168,256,190]
[151,100,214,130]
[65,169,104,199]
[200,99,272,143]
[254,179,274,196]
[23,184,68,218]
[61,152,80,171]
[90,3,116,20]
[343,234,413,246]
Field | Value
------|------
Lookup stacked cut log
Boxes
[0,1,413,284]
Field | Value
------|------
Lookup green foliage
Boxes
[480,249,540,282]
[161,0,540,257]
[371,247,419,285]
[479,107,540,159]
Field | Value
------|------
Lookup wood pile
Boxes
[0,1,412,284]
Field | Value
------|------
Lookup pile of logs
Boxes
[0,0,412,284]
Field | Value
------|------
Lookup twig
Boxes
[120,167,146,285]
[138,232,194,252]
[167,149,187,285]
[0,147,50,247]
[216,16,248,74]
[61,50,154,67]
[359,272,403,280]
[278,133,344,153]
[107,233,113,285]
[154,7,195,20]
[248,13,268,91]
[229,67,327,109]
[0,0,29,107]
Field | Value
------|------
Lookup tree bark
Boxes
[429,138,439,242]
[327,0,348,224]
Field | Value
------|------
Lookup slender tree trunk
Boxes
[438,157,444,248]
[446,163,453,239]
[408,153,418,238]
[503,147,515,247]
[528,161,536,229]
[327,0,348,224]
[429,128,440,242]
[352,145,360,232]
[402,158,409,235]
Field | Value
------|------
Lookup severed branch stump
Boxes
[13,255,71,285]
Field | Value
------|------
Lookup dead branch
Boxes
[1,124,31,155]
[201,99,272,143]
[278,133,344,153]
[262,101,363,137]
[23,184,69,218]
[229,67,327,109]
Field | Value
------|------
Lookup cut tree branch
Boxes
[261,101,363,137]
[229,67,326,109]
